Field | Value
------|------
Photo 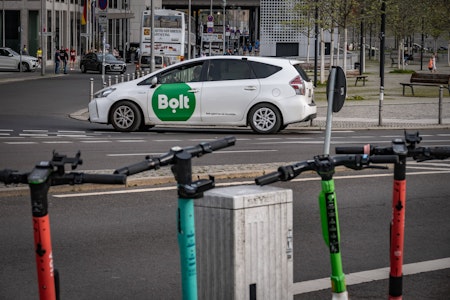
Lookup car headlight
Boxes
[94,87,116,98]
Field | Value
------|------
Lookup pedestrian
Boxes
[60,47,69,74]
[428,53,437,73]
[70,48,76,70]
[21,45,28,55]
[54,49,61,74]
[36,47,43,67]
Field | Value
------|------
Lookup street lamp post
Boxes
[222,0,226,54]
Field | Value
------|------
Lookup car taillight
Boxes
[290,75,305,95]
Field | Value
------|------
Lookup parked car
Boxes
[80,52,127,74]
[0,47,39,72]
[139,54,171,70]
[88,56,316,134]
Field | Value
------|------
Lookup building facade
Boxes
[1,0,309,66]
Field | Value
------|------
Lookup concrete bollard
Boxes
[195,185,293,300]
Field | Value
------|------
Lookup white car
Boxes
[0,47,39,72]
[88,56,316,134]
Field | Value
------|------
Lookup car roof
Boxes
[166,55,303,70]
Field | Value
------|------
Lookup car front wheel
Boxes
[248,103,282,134]
[110,101,142,132]
[19,62,30,72]
[81,64,87,73]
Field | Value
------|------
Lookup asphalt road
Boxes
[0,168,449,299]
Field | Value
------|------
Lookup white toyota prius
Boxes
[88,55,316,134]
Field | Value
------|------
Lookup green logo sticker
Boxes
[152,83,196,121]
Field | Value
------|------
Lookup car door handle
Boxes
[244,86,257,91]
[187,89,200,93]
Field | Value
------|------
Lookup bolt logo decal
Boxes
[152,83,196,121]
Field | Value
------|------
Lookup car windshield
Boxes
[8,49,20,56]
[98,53,118,61]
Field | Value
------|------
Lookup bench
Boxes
[399,72,450,96]
[355,75,368,86]
[391,57,398,68]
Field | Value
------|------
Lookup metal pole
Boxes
[378,1,386,127]
[438,85,443,125]
[2,0,5,47]
[188,0,191,60]
[90,78,94,100]
[314,0,318,87]
[323,68,336,155]
[222,0,226,54]
[151,0,155,72]
[209,0,212,55]
[40,0,45,75]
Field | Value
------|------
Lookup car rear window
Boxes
[248,61,282,79]
[293,64,311,82]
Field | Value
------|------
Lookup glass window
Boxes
[249,61,282,78]
[207,59,254,81]
[293,64,311,82]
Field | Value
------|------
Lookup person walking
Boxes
[428,53,437,73]
[21,45,28,55]
[36,47,43,67]
[70,48,76,70]
[60,47,69,74]
[54,49,61,74]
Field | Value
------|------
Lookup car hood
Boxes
[15,55,38,60]
[105,59,125,64]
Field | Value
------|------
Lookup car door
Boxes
[0,49,15,69]
[146,62,204,124]
[85,53,98,71]
[200,59,260,123]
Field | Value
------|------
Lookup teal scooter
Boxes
[115,136,236,300]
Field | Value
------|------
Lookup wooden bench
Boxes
[399,72,450,96]
[391,57,398,68]
[355,75,368,86]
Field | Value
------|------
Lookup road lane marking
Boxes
[292,257,450,294]
[4,141,37,144]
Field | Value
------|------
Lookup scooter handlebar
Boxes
[255,170,283,186]
[409,146,450,161]
[52,173,127,186]
[114,160,158,176]
[366,155,399,164]
[335,146,365,154]
[206,136,236,151]
[0,169,28,184]
[114,136,236,175]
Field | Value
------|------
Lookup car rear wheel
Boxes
[110,101,142,132]
[81,64,87,73]
[248,103,282,134]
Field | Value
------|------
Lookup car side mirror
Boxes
[150,76,158,88]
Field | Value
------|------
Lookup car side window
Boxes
[137,62,204,86]
[248,61,282,79]
[159,63,204,84]
[207,59,254,81]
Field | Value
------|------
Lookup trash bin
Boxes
[354,62,360,69]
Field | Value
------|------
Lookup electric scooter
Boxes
[335,131,450,300]
[255,153,398,300]
[114,136,236,300]
[0,151,127,300]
